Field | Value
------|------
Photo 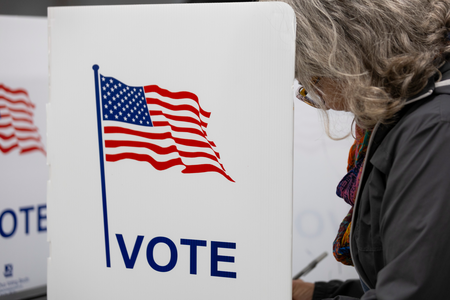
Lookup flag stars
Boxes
[100,77,151,127]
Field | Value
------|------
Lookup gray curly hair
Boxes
[279,0,450,129]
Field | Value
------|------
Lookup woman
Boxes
[282,0,450,299]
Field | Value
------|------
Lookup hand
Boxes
[292,279,315,300]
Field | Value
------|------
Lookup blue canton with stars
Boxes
[100,75,153,127]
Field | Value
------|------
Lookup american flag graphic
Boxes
[0,84,45,155]
[98,74,234,182]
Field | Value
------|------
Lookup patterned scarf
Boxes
[332,125,372,266]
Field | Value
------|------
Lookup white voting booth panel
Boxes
[48,3,295,299]
[0,16,48,295]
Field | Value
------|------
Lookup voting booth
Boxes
[0,15,48,296]
[48,3,295,299]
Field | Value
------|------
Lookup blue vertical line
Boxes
[93,64,111,268]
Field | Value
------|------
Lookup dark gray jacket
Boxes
[329,62,450,300]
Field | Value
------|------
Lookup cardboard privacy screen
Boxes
[48,3,295,299]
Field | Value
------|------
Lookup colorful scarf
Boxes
[332,125,372,266]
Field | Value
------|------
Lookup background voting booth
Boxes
[0,15,48,297]
[47,3,295,299]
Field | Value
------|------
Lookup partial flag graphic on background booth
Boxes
[0,84,45,155]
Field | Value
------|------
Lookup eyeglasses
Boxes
[296,77,322,109]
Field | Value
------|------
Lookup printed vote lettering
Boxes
[115,234,236,279]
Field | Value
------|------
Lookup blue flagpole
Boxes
[93,64,111,268]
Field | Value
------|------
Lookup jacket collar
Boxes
[407,61,450,103]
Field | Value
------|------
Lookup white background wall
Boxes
[292,82,359,282]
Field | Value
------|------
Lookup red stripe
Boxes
[14,126,38,132]
[105,152,184,170]
[182,164,234,182]
[11,117,33,123]
[17,135,41,142]
[143,85,211,118]
[0,84,29,97]
[0,132,15,140]
[0,123,13,128]
[0,143,19,153]
[0,95,35,109]
[20,146,46,155]
[151,110,208,128]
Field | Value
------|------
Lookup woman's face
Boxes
[315,78,347,111]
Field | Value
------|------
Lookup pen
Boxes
[293,252,328,280]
